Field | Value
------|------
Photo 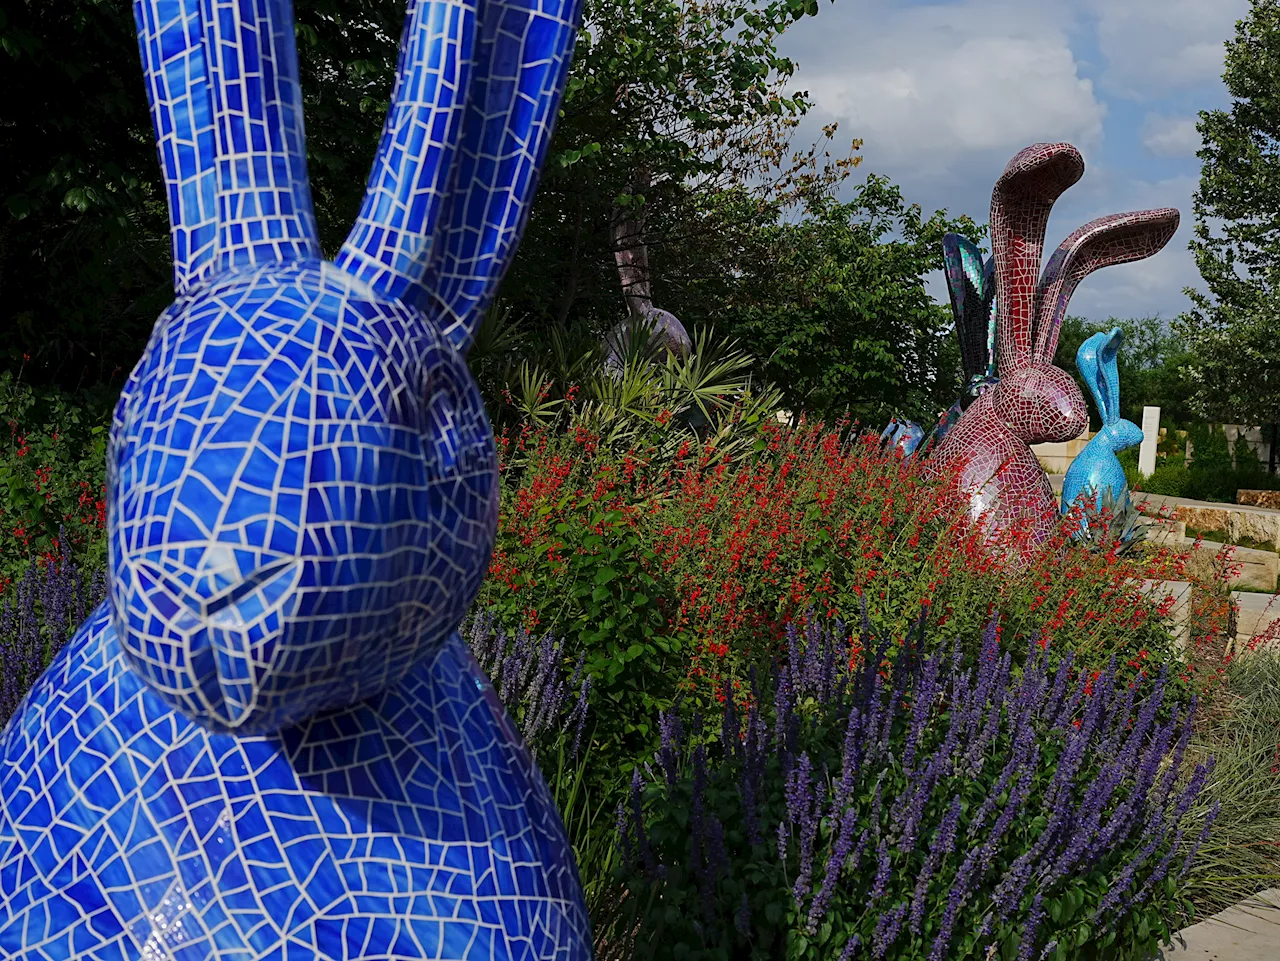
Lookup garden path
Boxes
[1160,888,1280,959]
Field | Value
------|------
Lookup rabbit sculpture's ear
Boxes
[1076,326,1124,426]
[335,0,581,353]
[942,233,996,383]
[1033,209,1180,362]
[133,0,322,295]
[989,143,1085,375]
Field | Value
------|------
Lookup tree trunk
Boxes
[555,194,584,327]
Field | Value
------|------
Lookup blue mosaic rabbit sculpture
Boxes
[1061,327,1144,515]
[0,1,589,958]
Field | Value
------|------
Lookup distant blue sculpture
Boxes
[879,415,925,457]
[1061,327,1144,518]
[0,0,589,958]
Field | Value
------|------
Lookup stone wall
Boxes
[1031,427,1091,474]
[1240,490,1280,510]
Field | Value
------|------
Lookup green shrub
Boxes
[1131,424,1280,503]
[0,372,111,585]
[1136,463,1189,498]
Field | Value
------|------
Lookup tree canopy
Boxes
[0,0,401,384]
[718,180,976,425]
[1181,0,1280,425]
[1,0,977,426]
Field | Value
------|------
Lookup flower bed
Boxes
[479,416,1216,742]
[605,619,1216,961]
[0,403,1253,959]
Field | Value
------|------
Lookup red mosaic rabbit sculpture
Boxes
[930,143,1179,543]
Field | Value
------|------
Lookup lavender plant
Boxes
[463,611,619,923]
[465,610,591,758]
[0,537,105,727]
[610,617,1216,961]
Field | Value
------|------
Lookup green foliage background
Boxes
[1181,0,1280,426]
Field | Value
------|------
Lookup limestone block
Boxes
[1233,590,1280,654]
[1033,429,1091,475]
[1239,489,1280,510]
[1146,518,1186,548]
[1229,508,1280,551]
[1175,504,1232,537]
[1139,406,1159,476]
[1195,540,1279,592]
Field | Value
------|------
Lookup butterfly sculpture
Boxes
[929,142,1178,543]
[876,234,995,459]
[926,233,1000,451]
[0,0,589,957]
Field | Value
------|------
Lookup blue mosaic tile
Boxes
[0,0,587,956]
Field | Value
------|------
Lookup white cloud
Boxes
[1140,113,1202,157]
[782,0,1106,182]
[773,0,1215,321]
[1084,0,1248,99]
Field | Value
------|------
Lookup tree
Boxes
[1181,0,1280,427]
[0,0,403,387]
[499,0,860,332]
[1054,316,1196,429]
[713,178,977,425]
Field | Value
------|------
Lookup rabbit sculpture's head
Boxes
[970,144,1178,446]
[111,0,580,734]
[1079,328,1145,452]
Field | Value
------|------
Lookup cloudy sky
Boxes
[777,0,1248,321]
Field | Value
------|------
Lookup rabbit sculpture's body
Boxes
[0,0,589,958]
[1061,328,1145,516]
[930,143,1178,542]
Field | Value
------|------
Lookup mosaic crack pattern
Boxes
[930,143,1177,542]
[0,0,588,957]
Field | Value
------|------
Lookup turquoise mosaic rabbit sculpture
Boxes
[1061,327,1144,516]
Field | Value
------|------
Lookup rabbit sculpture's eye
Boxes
[108,263,497,733]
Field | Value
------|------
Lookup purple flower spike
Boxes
[1018,893,1046,961]
[870,839,892,901]
[1178,801,1220,882]
[839,934,863,961]
[911,797,962,933]
[872,902,908,960]
[808,811,867,934]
